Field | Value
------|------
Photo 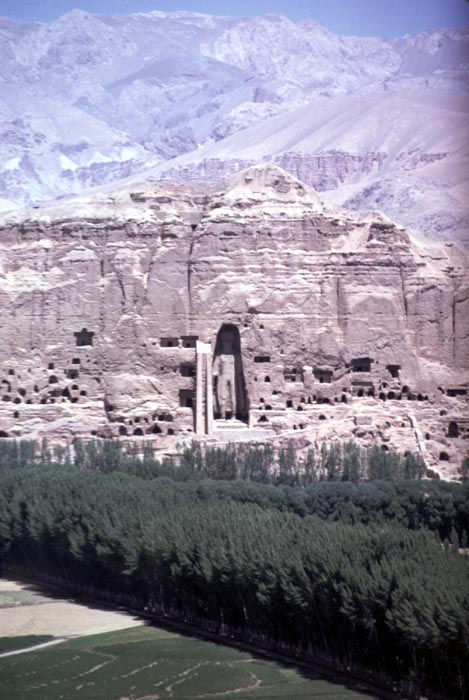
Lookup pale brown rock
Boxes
[0,165,467,476]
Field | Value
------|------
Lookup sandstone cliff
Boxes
[0,165,467,476]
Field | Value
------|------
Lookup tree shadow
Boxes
[2,572,396,699]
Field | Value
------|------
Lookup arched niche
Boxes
[212,324,249,421]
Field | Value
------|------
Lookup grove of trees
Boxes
[0,438,468,698]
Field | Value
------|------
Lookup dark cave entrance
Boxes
[212,324,249,422]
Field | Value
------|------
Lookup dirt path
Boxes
[0,638,67,658]
[0,578,144,641]
[0,600,144,637]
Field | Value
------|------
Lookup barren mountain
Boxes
[155,90,469,243]
[0,10,468,241]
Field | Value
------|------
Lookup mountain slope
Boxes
[153,90,469,242]
[0,11,468,241]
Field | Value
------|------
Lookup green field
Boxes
[0,635,55,653]
[0,625,377,699]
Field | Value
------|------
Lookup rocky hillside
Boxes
[0,10,468,242]
[154,90,469,243]
[0,165,467,476]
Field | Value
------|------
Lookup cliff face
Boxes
[154,90,469,244]
[159,151,387,193]
[0,166,467,474]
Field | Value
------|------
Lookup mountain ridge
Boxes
[0,10,468,241]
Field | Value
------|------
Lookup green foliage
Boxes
[0,635,54,653]
[278,442,297,485]
[342,440,361,484]
[303,447,317,484]
[1,436,468,697]
[367,444,400,480]
[461,455,469,481]
[0,464,468,698]
[0,436,429,486]
[0,439,37,469]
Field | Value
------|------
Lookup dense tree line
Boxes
[0,437,428,483]
[0,438,467,543]
[0,460,468,698]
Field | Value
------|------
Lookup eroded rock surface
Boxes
[0,165,467,477]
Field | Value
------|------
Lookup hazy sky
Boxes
[0,0,468,38]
